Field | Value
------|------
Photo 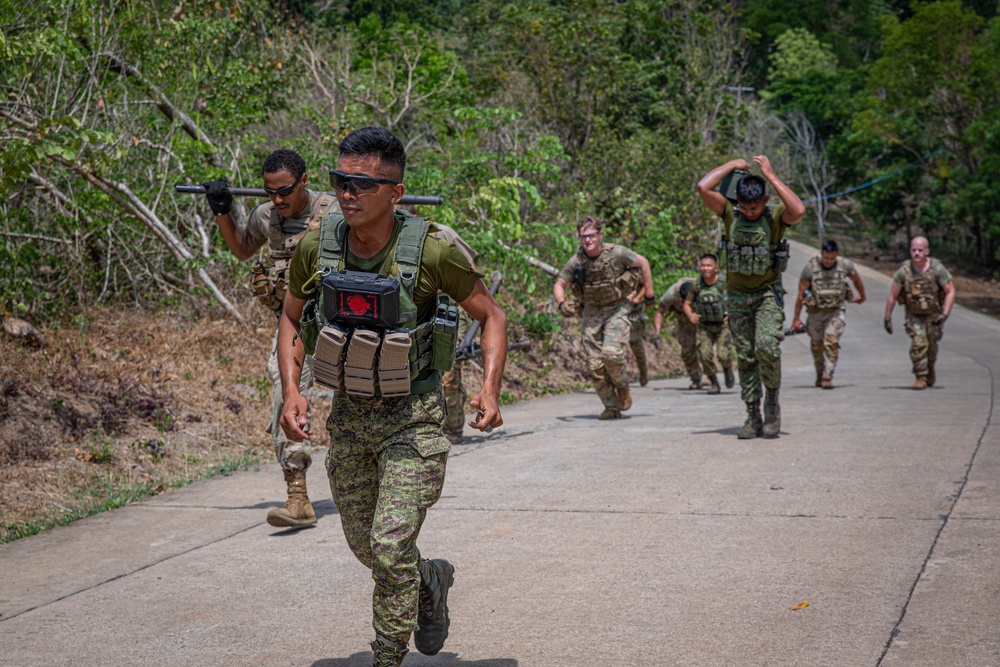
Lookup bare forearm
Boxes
[478,312,508,398]
[277,312,305,400]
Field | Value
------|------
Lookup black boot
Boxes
[762,388,781,438]
[738,401,763,439]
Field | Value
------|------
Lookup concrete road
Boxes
[1,239,998,666]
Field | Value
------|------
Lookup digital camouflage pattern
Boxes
[659,279,702,383]
[325,387,450,644]
[727,288,785,403]
[806,307,846,382]
[903,313,944,377]
[582,300,633,409]
[696,321,736,380]
[267,329,315,471]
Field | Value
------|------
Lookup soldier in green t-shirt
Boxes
[276,127,508,666]
[682,253,737,394]
[884,236,956,390]
[697,156,805,439]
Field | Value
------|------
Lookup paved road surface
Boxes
[2,239,998,666]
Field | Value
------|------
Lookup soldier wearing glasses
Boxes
[553,216,655,420]
[277,127,507,665]
[202,150,339,529]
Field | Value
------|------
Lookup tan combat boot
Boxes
[688,374,703,390]
[912,375,928,390]
[599,407,622,420]
[762,388,781,438]
[821,378,835,390]
[616,384,632,411]
[371,635,408,667]
[267,469,317,527]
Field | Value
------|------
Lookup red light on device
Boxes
[340,292,379,319]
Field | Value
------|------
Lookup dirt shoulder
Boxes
[0,297,683,542]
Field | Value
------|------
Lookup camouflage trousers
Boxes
[696,321,736,380]
[267,325,314,471]
[904,312,944,377]
[325,387,450,645]
[806,307,846,381]
[628,306,648,378]
[582,300,632,409]
[727,287,785,404]
[673,319,702,382]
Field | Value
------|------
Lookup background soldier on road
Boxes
[654,277,710,390]
[697,156,805,439]
[553,216,655,420]
[884,235,956,390]
[627,301,651,387]
[682,253,736,394]
[277,127,507,665]
[203,149,338,528]
[791,239,867,389]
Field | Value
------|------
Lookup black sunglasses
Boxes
[262,171,303,198]
[329,169,401,195]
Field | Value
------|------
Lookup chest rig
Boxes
[300,212,457,398]
[807,256,850,310]
[693,277,726,323]
[251,193,339,313]
[719,207,790,276]
[902,258,943,316]
[571,244,627,308]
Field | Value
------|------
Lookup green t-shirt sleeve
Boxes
[934,262,953,286]
[416,235,484,305]
[892,266,906,285]
[558,254,579,283]
[770,203,788,238]
[246,202,272,248]
[287,230,321,300]
[685,282,699,303]
[800,261,813,282]
[611,244,639,270]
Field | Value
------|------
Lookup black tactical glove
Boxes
[884,318,893,335]
[203,180,233,216]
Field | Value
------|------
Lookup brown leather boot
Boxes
[912,375,927,390]
[267,469,317,527]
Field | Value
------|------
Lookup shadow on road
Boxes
[312,652,518,666]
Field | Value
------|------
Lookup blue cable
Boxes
[801,146,945,203]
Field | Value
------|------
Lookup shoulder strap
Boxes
[318,213,348,271]
[309,194,337,229]
[393,212,430,299]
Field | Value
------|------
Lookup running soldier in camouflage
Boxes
[554,216,655,420]
[682,253,737,394]
[697,156,805,438]
[278,128,507,666]
[654,278,710,389]
[884,236,955,390]
[791,239,867,389]
[204,149,339,528]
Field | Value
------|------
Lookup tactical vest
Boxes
[902,258,944,316]
[807,256,850,310]
[693,277,726,323]
[572,244,628,308]
[251,193,339,313]
[720,207,790,276]
[299,211,454,397]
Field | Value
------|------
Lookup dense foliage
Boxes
[3,0,999,324]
